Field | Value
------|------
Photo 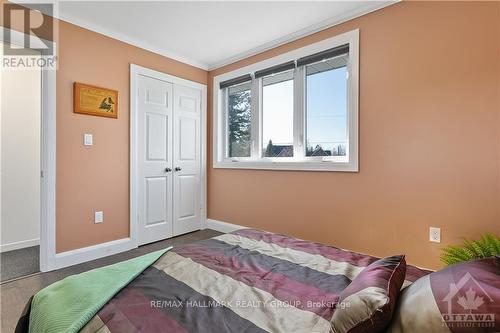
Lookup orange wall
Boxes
[2,1,499,267]
[55,22,207,252]
[0,2,207,252]
[208,1,500,270]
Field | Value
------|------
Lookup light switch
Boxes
[84,133,93,146]
[95,211,103,223]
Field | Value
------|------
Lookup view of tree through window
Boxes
[227,82,251,157]
[305,56,348,157]
[262,70,294,157]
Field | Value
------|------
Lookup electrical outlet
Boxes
[429,227,441,243]
[95,211,103,224]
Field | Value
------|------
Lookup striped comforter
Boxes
[80,229,430,333]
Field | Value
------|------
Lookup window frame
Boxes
[213,29,359,172]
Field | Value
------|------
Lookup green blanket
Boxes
[29,247,172,333]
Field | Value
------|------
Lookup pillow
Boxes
[330,254,406,333]
[387,256,500,333]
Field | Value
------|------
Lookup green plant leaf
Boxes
[440,234,500,266]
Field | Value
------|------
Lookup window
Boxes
[214,29,358,171]
[226,80,251,158]
[305,55,348,159]
[262,70,294,157]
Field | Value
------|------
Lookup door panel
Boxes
[146,87,169,106]
[146,113,168,161]
[173,85,201,236]
[179,117,196,161]
[178,175,196,219]
[145,177,167,225]
[137,75,173,245]
[179,95,197,111]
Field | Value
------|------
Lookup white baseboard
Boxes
[206,219,247,233]
[54,237,136,270]
[0,238,40,253]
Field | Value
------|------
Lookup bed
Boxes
[16,229,431,333]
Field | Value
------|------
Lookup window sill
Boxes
[212,160,358,172]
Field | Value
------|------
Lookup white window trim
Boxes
[213,29,359,172]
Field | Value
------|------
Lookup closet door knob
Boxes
[165,167,172,172]
[175,167,182,171]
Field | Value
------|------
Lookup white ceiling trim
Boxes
[57,11,211,70]
[26,1,399,71]
[207,1,397,70]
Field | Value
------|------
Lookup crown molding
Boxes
[207,1,398,70]
[12,0,398,72]
[58,11,210,70]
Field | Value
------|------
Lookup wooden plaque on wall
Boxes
[74,82,118,118]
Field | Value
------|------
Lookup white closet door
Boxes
[172,85,201,236]
[137,75,173,245]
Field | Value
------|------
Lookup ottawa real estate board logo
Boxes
[2,2,58,70]
[441,272,495,330]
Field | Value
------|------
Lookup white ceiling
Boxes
[40,1,396,70]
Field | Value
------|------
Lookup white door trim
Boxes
[130,64,207,248]
[0,28,57,271]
